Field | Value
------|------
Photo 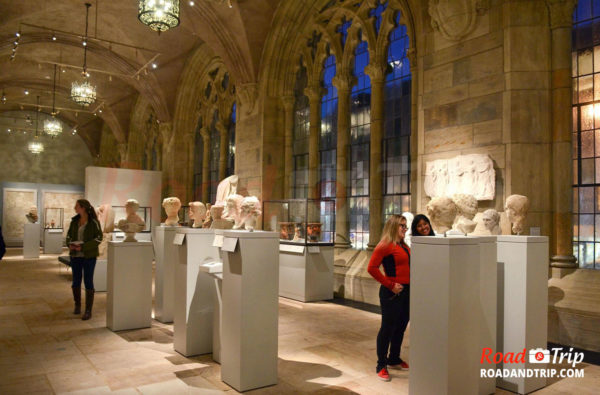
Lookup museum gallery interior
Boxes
[2,0,600,394]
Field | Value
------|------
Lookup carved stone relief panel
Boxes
[424,154,495,200]
[2,188,37,241]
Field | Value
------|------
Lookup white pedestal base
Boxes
[106,241,154,331]
[410,236,481,395]
[478,236,497,395]
[497,236,549,394]
[279,244,334,302]
[221,230,279,392]
[94,259,107,292]
[23,223,40,259]
[174,228,220,357]
[153,225,178,323]
[43,229,63,254]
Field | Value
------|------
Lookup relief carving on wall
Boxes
[424,154,495,200]
[2,189,37,240]
[428,0,489,41]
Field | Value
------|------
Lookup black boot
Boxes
[82,289,94,320]
[72,287,81,314]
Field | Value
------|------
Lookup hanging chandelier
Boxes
[44,64,62,137]
[138,0,180,33]
[71,3,97,107]
[28,96,44,154]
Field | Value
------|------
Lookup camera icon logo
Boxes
[529,348,550,364]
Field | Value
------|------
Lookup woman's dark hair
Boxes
[411,214,436,236]
[76,199,98,222]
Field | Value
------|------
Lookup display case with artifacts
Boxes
[262,199,335,245]
[112,201,151,242]
[44,208,64,229]
[178,205,191,227]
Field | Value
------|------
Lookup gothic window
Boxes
[572,1,600,268]
[383,13,411,221]
[320,53,337,198]
[193,117,203,201]
[293,62,310,199]
[349,38,371,249]
[209,111,220,203]
[227,102,236,177]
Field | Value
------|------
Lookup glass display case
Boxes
[111,205,152,232]
[178,205,191,226]
[44,207,64,229]
[263,199,335,245]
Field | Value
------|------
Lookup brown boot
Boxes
[72,287,81,314]
[82,289,94,320]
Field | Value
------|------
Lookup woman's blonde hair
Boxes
[379,214,406,246]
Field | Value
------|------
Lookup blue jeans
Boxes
[71,257,96,290]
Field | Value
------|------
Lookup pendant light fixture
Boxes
[138,0,180,33]
[71,3,97,107]
[44,64,62,137]
[28,96,44,154]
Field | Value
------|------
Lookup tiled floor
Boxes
[0,248,599,394]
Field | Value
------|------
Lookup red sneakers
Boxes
[389,361,409,370]
[377,367,391,381]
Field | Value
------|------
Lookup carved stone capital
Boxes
[428,0,490,42]
[546,0,577,29]
[304,84,325,103]
[332,73,356,93]
[236,83,258,116]
[365,62,387,83]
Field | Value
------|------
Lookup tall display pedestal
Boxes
[43,229,63,254]
[221,230,279,392]
[174,228,220,357]
[199,262,224,363]
[95,259,107,292]
[23,223,40,259]
[478,236,497,395]
[496,236,549,395]
[279,244,334,302]
[410,236,481,395]
[153,225,179,323]
[106,241,154,331]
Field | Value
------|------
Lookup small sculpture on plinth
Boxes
[505,194,529,235]
[162,197,181,227]
[426,196,457,235]
[25,206,38,223]
[238,196,261,231]
[116,199,145,242]
[481,209,501,235]
[452,194,478,235]
[189,202,207,228]
[203,203,213,228]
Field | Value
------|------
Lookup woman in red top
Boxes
[367,214,411,381]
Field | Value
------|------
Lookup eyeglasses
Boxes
[399,224,408,229]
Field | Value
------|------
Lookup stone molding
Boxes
[428,0,489,42]
[546,0,577,29]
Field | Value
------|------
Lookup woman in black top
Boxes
[411,214,436,237]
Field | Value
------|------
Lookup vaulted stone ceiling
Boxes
[0,0,280,156]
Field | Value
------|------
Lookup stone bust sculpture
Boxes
[162,197,181,227]
[214,174,239,206]
[505,194,529,235]
[117,199,145,242]
[203,203,213,228]
[223,194,244,229]
[482,209,501,235]
[189,201,207,228]
[25,206,38,223]
[238,196,261,231]
[426,196,457,234]
[452,194,478,234]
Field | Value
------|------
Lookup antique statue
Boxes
[426,196,457,234]
[452,194,478,235]
[189,201,207,228]
[116,199,145,242]
[402,212,414,246]
[238,196,261,231]
[210,203,233,229]
[505,194,529,235]
[214,174,239,206]
[481,209,501,235]
[97,204,115,258]
[292,223,304,242]
[162,197,181,227]
[203,203,213,228]
[25,206,38,223]
[222,194,244,224]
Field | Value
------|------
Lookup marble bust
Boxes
[402,211,414,246]
[505,194,529,235]
[25,206,38,223]
[97,204,115,258]
[452,194,478,235]
[210,203,232,229]
[214,174,239,206]
[238,196,261,231]
[426,196,457,234]
[203,203,213,228]
[223,194,244,228]
[162,197,181,227]
[117,199,145,242]
[482,209,501,235]
[189,201,207,228]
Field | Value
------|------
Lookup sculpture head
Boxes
[482,209,500,232]
[505,194,529,235]
[452,194,478,220]
[189,201,207,228]
[29,206,38,215]
[125,199,140,215]
[426,196,457,233]
[223,194,244,219]
[162,197,181,216]
[211,205,224,220]
[240,196,261,215]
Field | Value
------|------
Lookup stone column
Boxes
[185,131,195,202]
[218,120,229,181]
[548,0,578,268]
[333,73,354,248]
[201,129,211,203]
[366,62,386,250]
[158,122,173,196]
[282,96,295,199]
[304,84,323,199]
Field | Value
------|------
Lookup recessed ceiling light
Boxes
[15,32,20,37]
[7,128,11,132]
[24,90,29,95]
[52,35,56,41]
[151,63,157,69]
[189,1,194,5]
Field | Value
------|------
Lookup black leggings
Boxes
[376,284,410,371]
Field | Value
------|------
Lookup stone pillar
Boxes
[185,131,196,202]
[201,129,210,203]
[333,73,354,248]
[305,84,322,199]
[282,96,295,199]
[158,122,173,197]
[218,120,229,181]
[548,0,578,268]
[366,63,386,250]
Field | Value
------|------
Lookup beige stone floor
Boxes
[0,249,599,394]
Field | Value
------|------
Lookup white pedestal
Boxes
[43,229,63,254]
[478,236,497,395]
[410,236,481,395]
[106,241,154,331]
[153,225,179,323]
[200,262,223,364]
[174,228,220,357]
[112,232,152,242]
[94,259,107,292]
[221,230,279,392]
[496,236,549,394]
[23,223,40,259]
[279,244,334,302]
